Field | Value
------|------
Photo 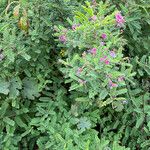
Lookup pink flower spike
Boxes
[104,59,110,65]
[101,33,107,39]
[59,35,67,43]
[110,51,116,58]
[115,12,125,27]
[109,80,118,88]
[91,48,97,55]
[72,24,77,30]
[88,48,97,55]
[111,83,118,87]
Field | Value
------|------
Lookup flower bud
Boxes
[18,16,29,32]
[13,5,20,17]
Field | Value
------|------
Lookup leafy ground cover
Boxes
[0,0,150,150]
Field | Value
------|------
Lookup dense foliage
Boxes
[0,0,149,150]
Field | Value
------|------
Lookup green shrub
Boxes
[56,1,135,109]
[0,0,149,150]
[0,0,77,149]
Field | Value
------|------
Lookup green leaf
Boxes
[99,89,108,100]
[0,80,10,95]
[77,117,91,131]
[3,117,15,126]
[147,121,150,131]
[66,18,73,25]
[82,5,93,16]
[7,50,15,62]
[0,101,9,118]
[116,89,127,96]
[21,128,32,138]
[112,101,124,112]
[136,114,145,128]
[20,0,28,7]
[9,77,22,99]
[69,83,82,91]
[75,97,89,102]
[21,53,31,61]
[15,116,27,128]
[22,78,40,100]
[141,140,150,148]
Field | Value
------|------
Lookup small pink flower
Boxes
[100,42,105,46]
[91,48,97,55]
[72,24,80,30]
[111,83,117,87]
[101,33,107,39]
[88,48,97,55]
[104,59,110,65]
[109,80,118,88]
[78,79,86,84]
[91,15,97,21]
[118,76,124,82]
[100,56,110,65]
[110,51,116,58]
[115,12,125,27]
[76,67,83,75]
[72,25,77,30]
[59,35,67,43]
[100,56,107,62]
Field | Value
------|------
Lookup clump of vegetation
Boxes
[0,0,149,149]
